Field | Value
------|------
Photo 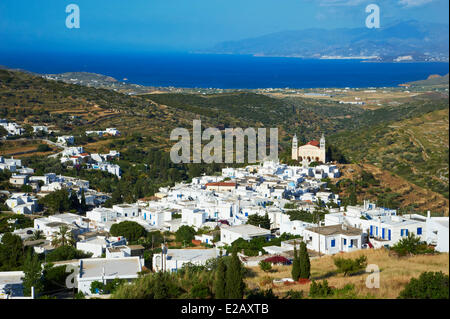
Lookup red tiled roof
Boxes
[306,140,320,147]
[205,182,236,187]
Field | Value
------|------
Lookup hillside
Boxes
[1,68,448,212]
[335,163,449,215]
[330,108,449,201]
[246,249,449,299]
[407,73,449,88]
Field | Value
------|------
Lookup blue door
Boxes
[370,226,373,236]
[388,229,391,240]
[382,228,385,239]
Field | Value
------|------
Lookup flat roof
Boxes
[306,224,362,236]
[0,271,24,285]
[79,257,141,279]
[225,224,271,236]
[166,248,218,262]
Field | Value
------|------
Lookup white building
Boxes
[5,193,38,214]
[76,257,143,295]
[9,174,28,186]
[292,134,326,163]
[76,236,127,257]
[425,213,449,253]
[32,126,49,133]
[57,135,74,145]
[181,208,208,229]
[0,120,24,136]
[112,204,139,218]
[302,224,362,255]
[279,213,317,237]
[325,202,426,248]
[0,271,25,298]
[220,224,271,245]
[152,247,219,272]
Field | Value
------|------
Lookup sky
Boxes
[0,0,448,53]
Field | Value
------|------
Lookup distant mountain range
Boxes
[207,20,449,62]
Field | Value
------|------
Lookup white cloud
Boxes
[398,0,433,7]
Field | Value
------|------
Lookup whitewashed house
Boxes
[5,193,38,214]
[303,224,362,255]
[220,224,271,245]
[57,135,74,145]
[153,247,219,272]
[76,257,143,295]
[76,236,127,257]
[425,213,449,252]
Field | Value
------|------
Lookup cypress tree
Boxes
[226,248,244,299]
[299,241,311,279]
[22,251,43,297]
[291,243,300,281]
[69,191,80,211]
[80,189,87,212]
[214,257,227,299]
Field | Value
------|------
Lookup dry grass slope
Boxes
[245,248,449,299]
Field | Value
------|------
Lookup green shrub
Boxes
[391,233,434,256]
[110,221,147,243]
[258,261,272,272]
[175,225,196,244]
[309,280,333,298]
[398,272,449,299]
[333,255,367,277]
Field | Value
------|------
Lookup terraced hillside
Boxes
[331,108,449,201]
[1,68,448,212]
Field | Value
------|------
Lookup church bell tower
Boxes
[320,133,325,150]
[292,134,298,160]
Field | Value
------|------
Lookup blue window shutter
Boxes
[417,228,422,235]
[388,229,391,240]
[343,239,347,246]
[370,226,373,236]
[405,229,408,236]
[382,228,385,239]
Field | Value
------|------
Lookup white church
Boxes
[292,134,326,163]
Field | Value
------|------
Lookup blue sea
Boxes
[0,51,448,89]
